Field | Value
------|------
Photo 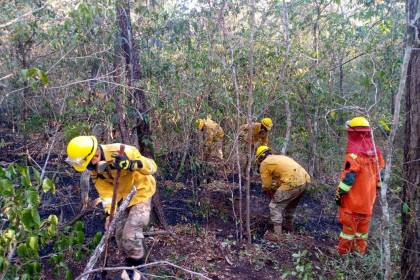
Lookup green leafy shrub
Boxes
[282,250,314,280]
[48,221,101,280]
[0,164,57,279]
[63,123,91,143]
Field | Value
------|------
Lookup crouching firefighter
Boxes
[66,136,157,279]
[335,117,385,255]
[196,117,225,162]
[256,146,311,242]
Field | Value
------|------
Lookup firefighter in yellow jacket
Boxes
[196,117,224,162]
[65,136,156,279]
[256,146,310,241]
[239,117,273,147]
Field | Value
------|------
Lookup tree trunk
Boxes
[402,2,420,277]
[402,48,420,280]
[230,47,244,241]
[280,0,292,155]
[302,0,321,177]
[115,0,167,229]
[245,0,256,244]
[219,0,243,241]
[16,39,31,160]
[337,57,344,142]
[115,0,152,154]
[113,32,130,143]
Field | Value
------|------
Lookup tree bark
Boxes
[402,47,420,280]
[115,0,152,154]
[113,35,130,143]
[115,0,167,230]
[402,1,420,277]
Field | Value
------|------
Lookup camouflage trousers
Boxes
[203,140,224,162]
[115,198,152,259]
[269,185,306,228]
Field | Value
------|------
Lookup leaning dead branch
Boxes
[79,186,137,280]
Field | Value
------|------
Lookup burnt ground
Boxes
[0,126,398,279]
[32,171,341,279]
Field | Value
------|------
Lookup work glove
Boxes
[112,154,143,170]
[112,154,131,170]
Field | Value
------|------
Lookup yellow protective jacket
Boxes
[239,122,269,146]
[259,155,310,191]
[91,144,157,214]
[202,119,224,147]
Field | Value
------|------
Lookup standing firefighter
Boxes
[335,117,385,255]
[256,146,311,241]
[239,117,273,147]
[196,117,225,162]
[65,136,157,279]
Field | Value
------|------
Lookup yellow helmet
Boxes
[346,117,370,131]
[256,145,271,159]
[65,136,98,172]
[196,119,205,130]
[261,117,273,131]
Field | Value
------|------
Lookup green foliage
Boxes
[63,123,91,143]
[21,67,49,87]
[282,250,315,280]
[0,163,57,279]
[49,220,100,279]
[42,177,56,193]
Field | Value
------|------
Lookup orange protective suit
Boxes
[336,152,385,255]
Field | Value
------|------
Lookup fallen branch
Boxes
[143,230,173,237]
[79,186,137,280]
[75,260,212,280]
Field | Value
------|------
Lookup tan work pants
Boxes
[269,185,306,228]
[115,198,152,259]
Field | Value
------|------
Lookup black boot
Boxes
[126,257,147,274]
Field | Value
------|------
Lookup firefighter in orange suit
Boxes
[335,117,385,255]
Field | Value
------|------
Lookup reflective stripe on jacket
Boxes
[239,122,268,146]
[92,144,157,214]
[259,155,310,191]
[338,152,385,215]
